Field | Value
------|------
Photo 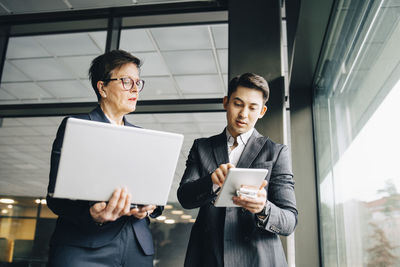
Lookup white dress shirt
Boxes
[213,128,255,192]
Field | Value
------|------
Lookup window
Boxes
[313,0,400,266]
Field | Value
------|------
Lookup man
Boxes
[177,73,298,267]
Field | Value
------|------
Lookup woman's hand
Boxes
[130,205,156,220]
[90,187,132,224]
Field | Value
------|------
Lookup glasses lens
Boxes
[136,80,144,92]
[122,78,133,90]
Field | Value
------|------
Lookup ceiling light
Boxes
[164,219,175,224]
[1,209,8,214]
[7,205,13,209]
[0,198,15,204]
[156,216,166,221]
[181,215,192,219]
[189,219,196,223]
[171,210,183,215]
[35,199,41,204]
[41,199,47,205]
[164,204,173,209]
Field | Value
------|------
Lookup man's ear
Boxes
[259,105,267,118]
[223,96,229,110]
[97,81,106,98]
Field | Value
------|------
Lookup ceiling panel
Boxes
[16,117,58,126]
[138,76,178,100]
[88,32,107,52]
[0,0,68,14]
[161,122,199,134]
[212,24,228,49]
[193,112,226,122]
[6,36,51,59]
[135,52,170,76]
[120,29,155,52]
[175,74,222,95]
[151,25,212,51]
[11,58,76,81]
[2,82,53,100]
[153,113,195,123]
[37,33,102,56]
[67,0,131,9]
[163,50,217,74]
[125,114,157,124]
[37,80,94,99]
[60,56,97,79]
[217,49,228,74]
[0,89,16,100]
[1,61,30,82]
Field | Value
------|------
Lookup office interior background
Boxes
[0,0,399,266]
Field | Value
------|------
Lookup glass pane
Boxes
[0,31,106,105]
[120,24,228,100]
[313,0,400,266]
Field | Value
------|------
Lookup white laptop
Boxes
[52,117,184,206]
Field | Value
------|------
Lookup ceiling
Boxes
[0,0,213,15]
[0,111,227,203]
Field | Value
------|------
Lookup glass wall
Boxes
[313,0,400,266]
[0,31,106,104]
[0,11,228,265]
[0,110,226,267]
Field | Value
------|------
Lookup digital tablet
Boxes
[51,118,183,206]
[213,168,268,207]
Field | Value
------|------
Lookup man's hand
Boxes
[90,187,133,224]
[130,205,156,220]
[211,163,235,187]
[232,180,268,213]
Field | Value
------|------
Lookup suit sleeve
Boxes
[46,117,98,227]
[177,139,216,209]
[260,145,298,236]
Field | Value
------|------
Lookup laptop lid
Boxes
[52,118,183,206]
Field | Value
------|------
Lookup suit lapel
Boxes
[211,130,230,167]
[236,129,268,168]
[88,105,109,123]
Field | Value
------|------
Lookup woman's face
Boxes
[98,63,140,116]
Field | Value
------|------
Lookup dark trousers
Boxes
[47,223,153,267]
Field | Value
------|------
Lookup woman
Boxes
[46,50,162,267]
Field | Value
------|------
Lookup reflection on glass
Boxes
[313,0,400,266]
[0,31,105,105]
[120,24,228,100]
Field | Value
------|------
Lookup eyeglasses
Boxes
[104,77,145,92]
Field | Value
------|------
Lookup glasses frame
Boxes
[104,77,145,92]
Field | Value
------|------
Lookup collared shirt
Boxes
[226,128,254,166]
[213,128,255,193]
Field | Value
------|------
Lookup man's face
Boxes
[223,86,267,138]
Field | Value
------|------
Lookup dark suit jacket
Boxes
[46,106,162,255]
[177,129,298,267]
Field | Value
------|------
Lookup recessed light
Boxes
[156,216,166,221]
[171,210,183,215]
[0,198,14,204]
[164,219,175,224]
[164,204,173,209]
[181,215,192,219]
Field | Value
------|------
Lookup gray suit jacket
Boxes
[177,129,297,267]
